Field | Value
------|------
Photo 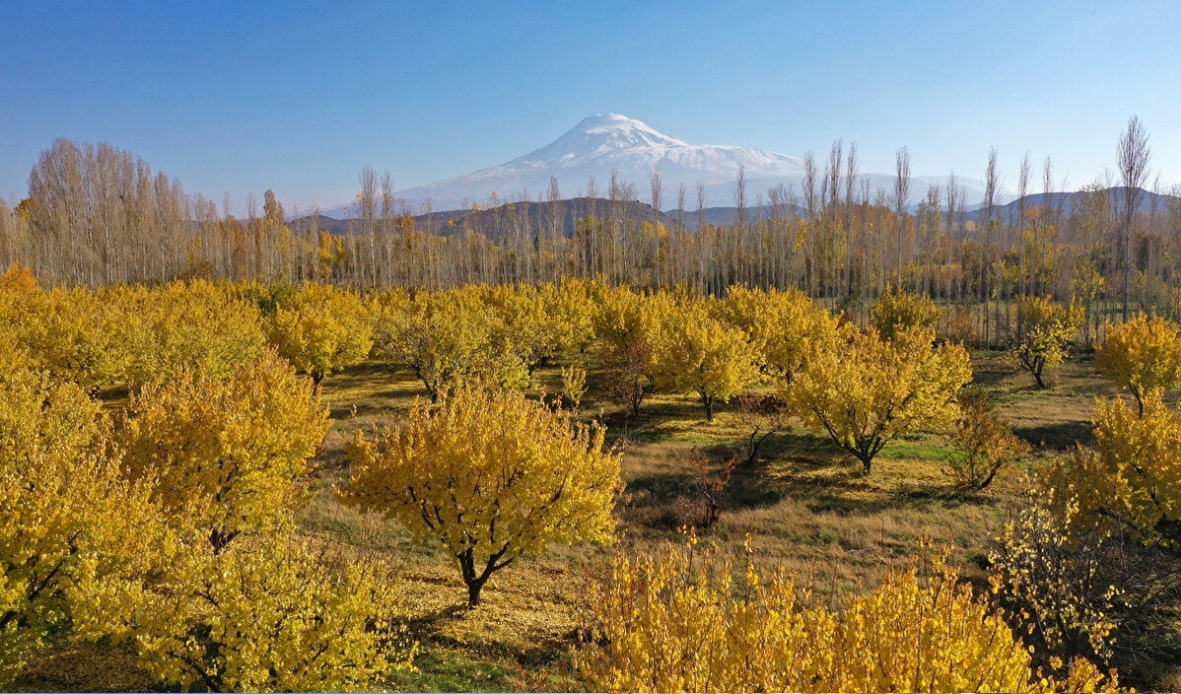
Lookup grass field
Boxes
[13,349,1151,692]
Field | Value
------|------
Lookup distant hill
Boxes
[293,187,1179,238]
[291,197,678,238]
[969,187,1178,223]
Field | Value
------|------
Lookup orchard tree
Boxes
[0,370,161,685]
[946,389,1029,492]
[114,279,268,387]
[1066,393,1181,545]
[484,282,597,377]
[15,286,130,389]
[785,325,972,475]
[656,295,761,420]
[265,281,374,391]
[577,539,1117,693]
[1095,315,1181,414]
[998,400,1181,664]
[122,351,330,551]
[374,286,522,400]
[1008,295,1082,389]
[595,285,662,417]
[721,285,835,380]
[342,384,621,606]
[112,535,415,693]
[869,287,941,342]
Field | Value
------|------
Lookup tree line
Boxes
[2,119,1175,346]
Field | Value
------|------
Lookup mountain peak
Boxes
[522,114,690,162]
[390,114,809,210]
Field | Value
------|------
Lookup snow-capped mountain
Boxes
[391,114,809,211]
[322,114,1004,216]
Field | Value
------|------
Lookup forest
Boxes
[2,119,1181,692]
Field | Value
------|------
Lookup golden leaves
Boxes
[265,281,374,388]
[1096,314,1181,409]
[122,350,330,545]
[577,540,1119,693]
[783,323,972,474]
[342,383,621,606]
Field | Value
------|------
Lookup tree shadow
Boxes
[1015,420,1093,450]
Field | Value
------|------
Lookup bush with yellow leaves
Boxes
[653,293,761,421]
[9,286,130,390]
[1008,295,1083,389]
[122,350,330,552]
[946,388,1030,492]
[784,323,972,475]
[720,284,835,381]
[993,392,1181,679]
[106,534,415,693]
[1095,314,1181,413]
[264,280,374,391]
[373,285,525,400]
[577,536,1120,693]
[343,383,621,606]
[0,369,160,686]
[594,285,663,417]
[112,279,267,387]
[870,286,942,341]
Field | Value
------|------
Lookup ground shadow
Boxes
[1015,420,1093,450]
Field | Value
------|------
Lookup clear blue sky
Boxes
[2,1,1178,212]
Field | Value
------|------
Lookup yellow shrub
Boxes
[577,539,1121,693]
[122,351,329,550]
[343,384,621,606]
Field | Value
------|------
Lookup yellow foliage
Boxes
[110,534,414,692]
[561,362,588,409]
[1008,295,1083,389]
[785,325,972,474]
[374,285,523,400]
[342,384,621,606]
[1095,315,1181,411]
[112,279,267,386]
[484,282,596,376]
[0,370,159,685]
[722,285,835,380]
[577,538,1119,693]
[265,281,374,388]
[947,389,1030,492]
[122,351,330,550]
[594,285,663,417]
[655,293,761,420]
[992,489,1123,662]
[870,287,942,341]
[15,286,129,389]
[1041,393,1181,546]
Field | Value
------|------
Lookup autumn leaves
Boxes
[8,261,1148,692]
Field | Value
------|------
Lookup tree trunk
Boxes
[466,577,488,607]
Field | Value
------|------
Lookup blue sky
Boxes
[2,1,1179,212]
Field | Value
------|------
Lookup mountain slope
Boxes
[390,114,808,211]
[319,114,1006,217]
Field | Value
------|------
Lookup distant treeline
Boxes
[3,135,1179,346]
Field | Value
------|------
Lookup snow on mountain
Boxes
[390,114,808,212]
[322,114,1004,216]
